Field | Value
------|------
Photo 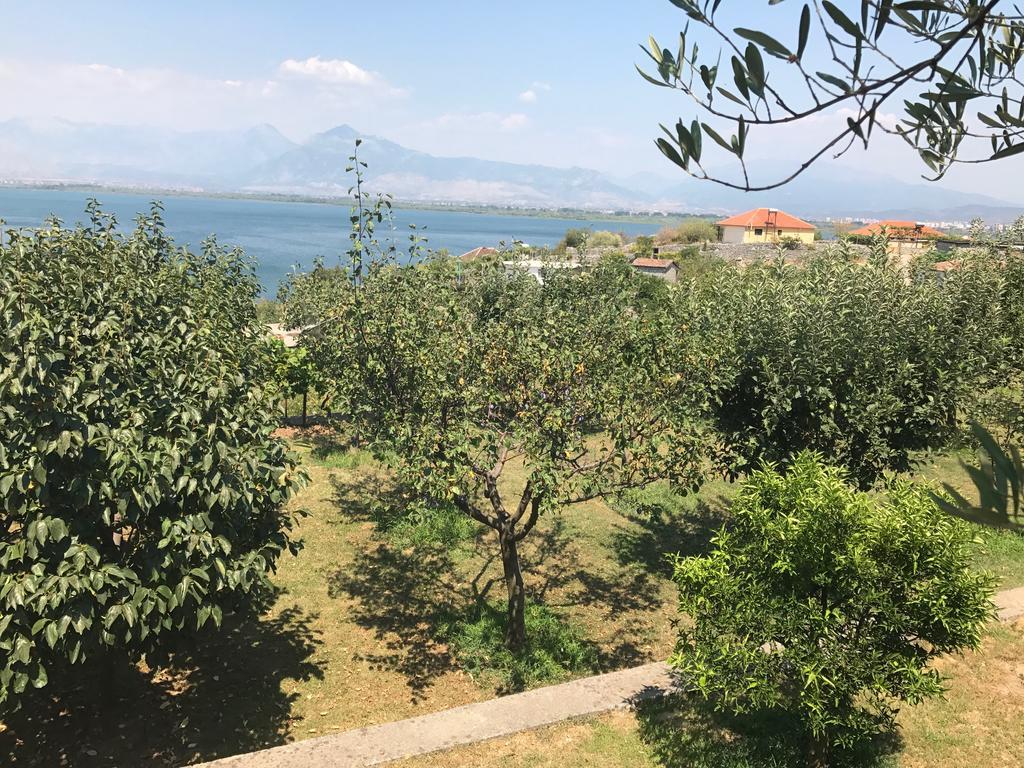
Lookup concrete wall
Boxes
[634,264,678,283]
[720,225,746,243]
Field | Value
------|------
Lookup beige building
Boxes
[849,220,946,265]
[717,208,816,244]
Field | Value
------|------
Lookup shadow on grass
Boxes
[611,486,731,578]
[0,605,323,768]
[635,694,901,768]
[326,476,659,696]
[327,536,466,701]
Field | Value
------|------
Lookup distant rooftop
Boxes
[850,220,946,239]
[630,257,677,270]
[717,208,815,231]
[458,246,499,262]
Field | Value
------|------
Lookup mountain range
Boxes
[0,118,1020,223]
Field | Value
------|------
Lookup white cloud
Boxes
[518,81,551,104]
[278,56,377,86]
[0,57,406,138]
[85,63,126,76]
[501,113,529,130]
[429,111,529,132]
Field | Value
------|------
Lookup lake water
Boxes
[0,187,663,294]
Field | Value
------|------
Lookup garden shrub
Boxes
[655,218,718,244]
[671,452,994,758]
[0,205,305,712]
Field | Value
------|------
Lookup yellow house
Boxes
[717,207,816,244]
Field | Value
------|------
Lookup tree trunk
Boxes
[807,734,830,768]
[301,391,308,427]
[99,654,117,710]
[499,525,527,650]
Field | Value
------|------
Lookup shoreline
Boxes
[0,181,707,226]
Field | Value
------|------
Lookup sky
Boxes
[1,0,1021,201]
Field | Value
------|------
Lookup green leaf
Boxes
[875,0,892,40]
[798,4,811,59]
[656,138,688,169]
[817,71,852,94]
[744,43,765,93]
[701,122,736,155]
[990,143,1024,161]
[731,56,750,99]
[823,1,862,39]
[735,28,791,59]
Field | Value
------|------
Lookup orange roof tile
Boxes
[849,221,945,238]
[458,246,499,262]
[631,257,677,269]
[716,208,815,231]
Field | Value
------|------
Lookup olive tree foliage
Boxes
[0,205,305,712]
[695,249,1007,485]
[642,1,1024,190]
[673,452,994,760]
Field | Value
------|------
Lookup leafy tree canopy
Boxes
[0,204,305,712]
[697,249,1011,485]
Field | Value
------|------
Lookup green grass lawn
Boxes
[913,449,1024,587]
[1,432,1021,767]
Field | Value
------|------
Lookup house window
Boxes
[754,228,763,236]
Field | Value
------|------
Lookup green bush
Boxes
[671,453,994,757]
[0,205,305,712]
[255,298,282,323]
[556,227,590,252]
[655,218,717,244]
[588,230,623,248]
[696,254,1007,484]
[440,601,598,691]
[633,235,655,258]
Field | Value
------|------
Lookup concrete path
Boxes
[996,585,1024,622]
[195,585,1024,768]
[195,661,676,768]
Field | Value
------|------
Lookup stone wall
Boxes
[674,240,873,265]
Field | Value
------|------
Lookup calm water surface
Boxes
[0,187,662,294]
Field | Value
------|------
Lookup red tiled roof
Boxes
[631,257,677,270]
[458,246,499,262]
[849,220,945,238]
[716,208,815,231]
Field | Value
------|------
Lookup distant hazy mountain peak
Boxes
[0,118,1018,222]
